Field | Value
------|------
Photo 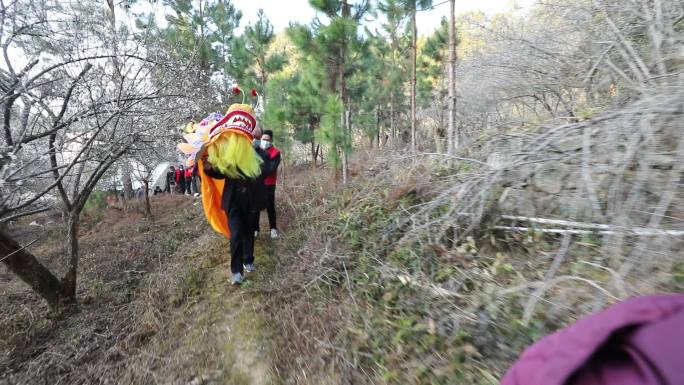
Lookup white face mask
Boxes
[259,140,272,150]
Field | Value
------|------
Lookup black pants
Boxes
[227,188,257,275]
[185,177,193,194]
[191,176,199,195]
[256,185,277,230]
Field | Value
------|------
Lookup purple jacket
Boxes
[500,294,684,385]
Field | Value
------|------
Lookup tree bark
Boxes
[390,93,395,144]
[3,95,17,147]
[121,161,134,201]
[1,228,63,311]
[411,4,417,151]
[311,141,317,168]
[143,179,152,217]
[60,211,80,302]
[58,147,125,307]
[447,0,457,155]
[341,111,348,184]
[340,0,350,183]
[376,107,380,148]
[106,3,131,202]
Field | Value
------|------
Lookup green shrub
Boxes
[84,190,111,214]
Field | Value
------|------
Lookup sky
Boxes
[231,0,536,35]
[5,0,536,72]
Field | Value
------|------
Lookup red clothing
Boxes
[500,294,684,385]
[263,146,280,185]
[175,169,182,183]
[184,168,193,178]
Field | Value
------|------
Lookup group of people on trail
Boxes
[202,128,281,282]
[176,90,281,285]
[164,164,200,195]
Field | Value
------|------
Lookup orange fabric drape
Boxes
[198,159,230,238]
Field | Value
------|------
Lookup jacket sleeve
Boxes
[261,153,281,176]
[204,166,226,179]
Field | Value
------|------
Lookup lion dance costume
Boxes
[178,87,265,283]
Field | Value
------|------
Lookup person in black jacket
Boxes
[252,130,281,238]
[197,102,267,285]
[176,165,187,194]
[203,152,267,283]
[191,165,200,196]
[164,166,175,193]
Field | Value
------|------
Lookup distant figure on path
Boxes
[254,129,281,239]
[184,166,194,194]
[165,166,175,193]
[191,165,200,196]
[153,186,163,195]
[175,165,187,194]
[135,186,145,199]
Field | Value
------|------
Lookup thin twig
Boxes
[0,238,39,263]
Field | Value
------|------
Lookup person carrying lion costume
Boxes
[178,87,267,285]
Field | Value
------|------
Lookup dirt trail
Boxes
[117,203,285,385]
[176,233,281,385]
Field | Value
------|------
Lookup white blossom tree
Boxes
[0,0,194,311]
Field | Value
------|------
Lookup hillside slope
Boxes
[264,150,684,384]
[1,195,281,385]
[2,153,682,385]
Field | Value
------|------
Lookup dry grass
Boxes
[1,194,278,385]
[3,101,683,385]
[263,97,684,384]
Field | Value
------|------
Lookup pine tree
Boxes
[398,0,433,151]
[286,0,370,180]
[137,0,242,104]
[447,0,457,155]
[377,0,412,145]
[417,17,460,152]
[348,33,387,147]
[229,9,286,95]
[163,0,242,72]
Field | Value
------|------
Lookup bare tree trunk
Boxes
[3,96,18,147]
[121,161,134,201]
[59,148,126,308]
[339,0,351,183]
[1,229,63,311]
[411,5,417,151]
[60,211,80,302]
[198,0,208,71]
[390,94,395,144]
[106,5,132,202]
[341,149,348,183]
[143,179,151,217]
[447,0,457,155]
[106,0,124,87]
[341,111,348,184]
[311,141,317,168]
[71,149,88,200]
[376,107,380,148]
